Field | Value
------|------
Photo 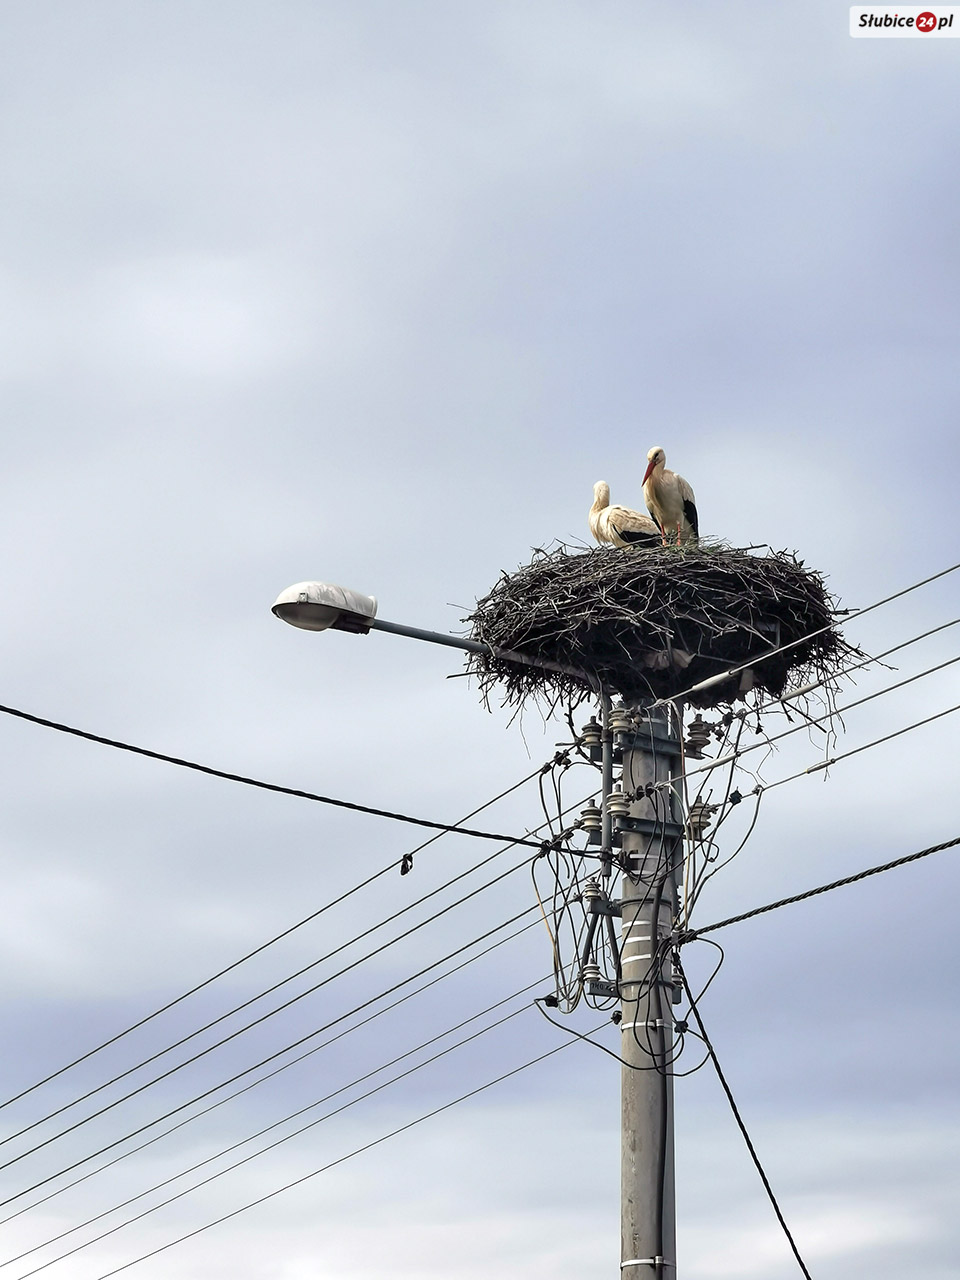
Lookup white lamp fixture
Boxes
[271,581,378,634]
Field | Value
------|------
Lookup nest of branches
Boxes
[465,543,858,714]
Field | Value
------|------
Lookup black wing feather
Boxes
[683,499,699,537]
[613,524,659,547]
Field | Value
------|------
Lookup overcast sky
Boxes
[0,3,958,1277]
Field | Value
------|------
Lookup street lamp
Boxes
[272,579,603,684]
[271,579,489,654]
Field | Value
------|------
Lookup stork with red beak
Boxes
[589,481,661,548]
[642,446,699,545]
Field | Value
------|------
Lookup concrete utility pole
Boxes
[615,699,683,1279]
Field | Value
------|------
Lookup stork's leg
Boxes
[676,522,682,546]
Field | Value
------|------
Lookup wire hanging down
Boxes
[677,963,813,1280]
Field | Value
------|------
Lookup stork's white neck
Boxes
[644,461,665,491]
[592,483,611,511]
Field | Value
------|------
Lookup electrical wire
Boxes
[681,714,749,926]
[0,900,544,1211]
[677,962,813,1280]
[761,701,960,793]
[0,758,557,1116]
[85,1027,606,1280]
[685,791,763,920]
[4,980,553,1273]
[4,758,594,1152]
[677,651,960,790]
[0,816,549,1153]
[0,917,546,1228]
[534,1001,627,1066]
[0,701,545,850]
[777,615,960,702]
[680,833,960,942]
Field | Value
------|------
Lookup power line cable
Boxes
[0,916,545,1228]
[0,701,544,849]
[0,816,547,1150]
[0,758,555,1115]
[654,559,960,708]
[775,615,959,703]
[0,851,541,1170]
[680,834,960,943]
[678,650,960,789]
[4,979,551,1272]
[90,1026,605,1280]
[761,702,960,792]
[0,902,543,1211]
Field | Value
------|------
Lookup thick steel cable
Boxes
[680,834,960,942]
[0,701,543,849]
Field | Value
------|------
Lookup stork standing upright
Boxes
[589,481,661,548]
[642,446,699,545]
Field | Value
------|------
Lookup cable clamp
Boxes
[620,1258,676,1270]
[806,758,834,774]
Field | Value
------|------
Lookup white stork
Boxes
[642,446,699,545]
[589,481,661,549]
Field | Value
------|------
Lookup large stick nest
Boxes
[465,543,858,714]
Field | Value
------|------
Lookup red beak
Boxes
[642,460,656,484]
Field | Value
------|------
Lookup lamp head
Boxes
[271,581,378,634]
